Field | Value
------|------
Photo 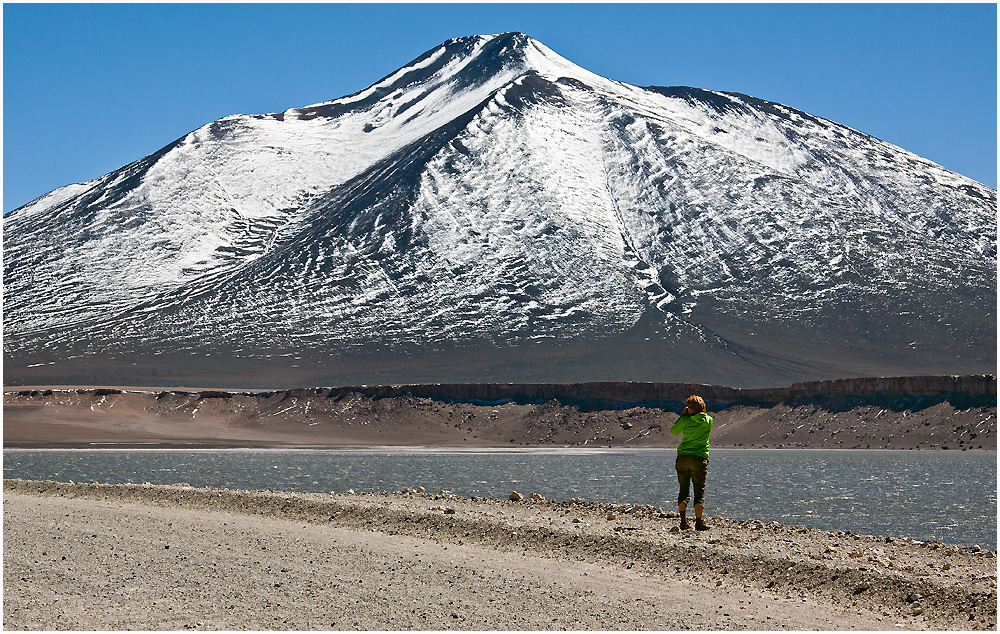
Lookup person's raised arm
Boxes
[670,406,691,435]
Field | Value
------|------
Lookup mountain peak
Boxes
[444,31,530,46]
[286,33,593,130]
[3,33,995,389]
[423,31,586,82]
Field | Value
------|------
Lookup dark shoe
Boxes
[679,519,691,530]
[695,518,710,531]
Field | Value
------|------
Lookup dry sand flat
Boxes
[4,479,996,630]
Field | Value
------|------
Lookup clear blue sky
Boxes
[4,3,996,212]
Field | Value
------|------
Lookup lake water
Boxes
[3,448,995,551]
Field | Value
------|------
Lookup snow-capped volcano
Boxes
[4,33,996,388]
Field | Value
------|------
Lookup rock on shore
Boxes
[3,479,996,630]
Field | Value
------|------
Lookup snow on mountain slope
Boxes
[3,33,996,388]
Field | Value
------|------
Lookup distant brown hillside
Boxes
[4,375,995,450]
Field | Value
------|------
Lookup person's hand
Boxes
[681,407,690,416]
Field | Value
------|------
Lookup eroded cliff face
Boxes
[4,375,995,449]
[306,374,997,404]
[18,373,986,403]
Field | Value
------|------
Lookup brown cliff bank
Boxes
[4,375,994,449]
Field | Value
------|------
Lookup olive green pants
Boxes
[675,454,709,507]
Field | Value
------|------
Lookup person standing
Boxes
[670,395,713,531]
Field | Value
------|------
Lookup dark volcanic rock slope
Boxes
[3,33,996,388]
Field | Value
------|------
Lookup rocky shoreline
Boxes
[3,479,996,630]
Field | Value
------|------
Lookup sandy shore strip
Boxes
[4,479,996,630]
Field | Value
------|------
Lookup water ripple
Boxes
[3,447,995,550]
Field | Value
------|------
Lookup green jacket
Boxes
[670,412,713,459]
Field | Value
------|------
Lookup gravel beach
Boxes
[4,479,996,630]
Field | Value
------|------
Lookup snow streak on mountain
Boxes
[4,33,996,388]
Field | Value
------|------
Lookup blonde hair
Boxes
[686,395,706,413]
